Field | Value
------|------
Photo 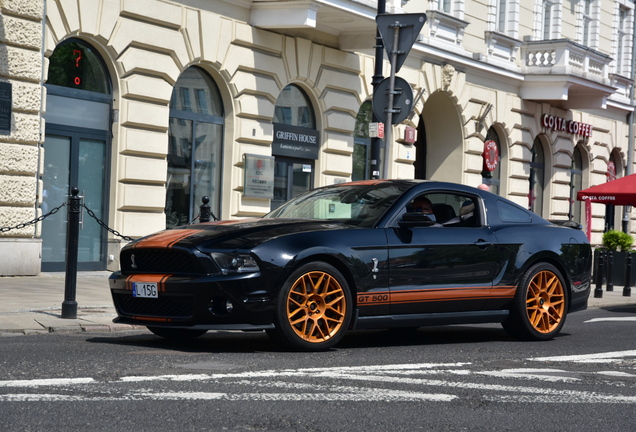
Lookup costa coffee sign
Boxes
[482,140,499,172]
[541,114,592,137]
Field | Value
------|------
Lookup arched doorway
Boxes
[418,92,463,182]
[271,84,318,210]
[166,67,224,228]
[42,39,112,271]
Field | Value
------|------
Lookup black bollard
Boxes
[61,187,81,319]
[606,250,614,292]
[199,196,211,223]
[624,252,632,297]
[594,249,604,298]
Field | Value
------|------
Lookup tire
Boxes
[268,262,352,351]
[147,326,207,340]
[502,262,568,341]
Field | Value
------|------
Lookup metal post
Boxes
[199,196,211,223]
[624,252,632,297]
[371,0,386,179]
[606,250,614,292]
[61,187,80,319]
[594,249,604,298]
[381,21,401,180]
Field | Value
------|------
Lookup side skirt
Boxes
[351,310,509,330]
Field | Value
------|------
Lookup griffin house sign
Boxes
[272,123,320,159]
[541,114,592,138]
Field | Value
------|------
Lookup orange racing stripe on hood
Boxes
[133,229,203,249]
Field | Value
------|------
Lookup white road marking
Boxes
[529,350,636,364]
[477,368,579,382]
[1,358,635,404]
[0,378,94,387]
[585,317,636,323]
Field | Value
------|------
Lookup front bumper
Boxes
[109,271,277,328]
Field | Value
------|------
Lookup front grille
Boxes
[113,293,193,318]
[120,248,210,274]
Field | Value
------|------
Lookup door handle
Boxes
[474,239,493,248]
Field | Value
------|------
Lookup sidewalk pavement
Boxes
[1,272,635,336]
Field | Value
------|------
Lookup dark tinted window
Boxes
[498,200,532,223]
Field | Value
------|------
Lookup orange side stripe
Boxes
[357,285,518,306]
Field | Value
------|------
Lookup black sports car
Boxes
[109,180,592,351]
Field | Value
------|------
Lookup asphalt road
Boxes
[1,303,635,431]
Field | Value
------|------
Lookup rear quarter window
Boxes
[497,200,532,223]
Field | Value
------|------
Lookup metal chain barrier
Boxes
[0,203,67,233]
[82,203,134,242]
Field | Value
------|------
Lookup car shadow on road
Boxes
[85,323,531,354]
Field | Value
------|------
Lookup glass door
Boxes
[271,158,313,211]
[41,127,108,271]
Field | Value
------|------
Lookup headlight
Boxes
[210,253,260,275]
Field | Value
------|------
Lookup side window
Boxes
[498,200,532,223]
[404,193,483,227]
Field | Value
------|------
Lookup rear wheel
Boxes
[147,327,207,340]
[502,263,568,341]
[268,262,352,351]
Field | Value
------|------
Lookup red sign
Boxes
[482,140,499,172]
[404,126,416,143]
[607,161,616,181]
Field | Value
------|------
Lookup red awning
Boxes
[577,173,636,206]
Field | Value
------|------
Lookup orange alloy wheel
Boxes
[286,270,348,343]
[525,270,566,334]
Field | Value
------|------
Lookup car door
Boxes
[385,193,501,314]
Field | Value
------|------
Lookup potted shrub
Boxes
[596,230,635,287]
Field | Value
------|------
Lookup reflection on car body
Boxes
[109,180,592,351]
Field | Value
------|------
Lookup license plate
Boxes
[132,282,158,298]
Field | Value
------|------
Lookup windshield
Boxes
[265,182,410,227]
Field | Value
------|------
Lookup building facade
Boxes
[0,0,634,275]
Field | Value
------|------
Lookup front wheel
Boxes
[268,262,352,351]
[502,262,568,341]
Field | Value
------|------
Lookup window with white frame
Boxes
[429,0,462,16]
[542,0,557,40]
[616,3,634,77]
[438,0,452,13]
[490,0,519,37]
[581,0,593,46]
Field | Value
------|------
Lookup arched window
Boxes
[529,137,546,215]
[47,41,110,94]
[274,85,315,128]
[42,39,111,271]
[166,67,224,228]
[353,101,372,181]
[569,145,584,222]
[271,84,318,210]
[482,126,502,195]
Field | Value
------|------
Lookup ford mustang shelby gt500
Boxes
[109,180,592,351]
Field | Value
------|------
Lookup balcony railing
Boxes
[522,39,612,85]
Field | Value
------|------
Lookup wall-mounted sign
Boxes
[541,114,592,138]
[482,140,499,171]
[404,126,416,143]
[369,122,384,138]
[272,123,320,159]
[607,161,616,182]
[243,154,275,199]
[0,82,12,135]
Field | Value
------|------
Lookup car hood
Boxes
[130,218,353,251]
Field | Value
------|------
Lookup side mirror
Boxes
[398,212,437,228]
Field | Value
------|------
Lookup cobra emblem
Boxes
[131,254,137,269]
